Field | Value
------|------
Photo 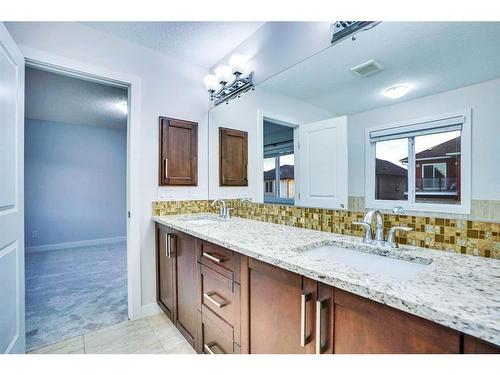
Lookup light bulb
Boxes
[383,84,411,99]
[214,65,233,85]
[229,53,248,75]
[203,74,219,92]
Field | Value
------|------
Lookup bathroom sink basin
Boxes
[304,245,429,281]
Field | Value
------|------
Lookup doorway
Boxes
[23,65,129,351]
[263,119,298,205]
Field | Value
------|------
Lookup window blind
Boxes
[369,115,464,143]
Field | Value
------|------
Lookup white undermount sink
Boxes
[305,245,429,281]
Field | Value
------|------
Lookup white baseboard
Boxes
[139,303,162,319]
[26,236,127,253]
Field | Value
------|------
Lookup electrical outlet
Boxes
[31,230,38,240]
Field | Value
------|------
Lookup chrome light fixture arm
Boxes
[210,71,255,106]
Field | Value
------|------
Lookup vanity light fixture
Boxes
[331,21,381,45]
[203,54,255,106]
[383,84,411,99]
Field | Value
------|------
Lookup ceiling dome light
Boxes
[383,84,411,99]
[203,74,219,92]
[214,65,233,85]
[229,54,249,76]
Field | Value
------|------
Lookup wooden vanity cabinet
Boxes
[174,230,198,346]
[155,224,198,348]
[156,224,176,320]
[240,258,328,354]
[333,289,460,354]
[219,127,248,186]
[155,225,498,354]
[158,117,198,186]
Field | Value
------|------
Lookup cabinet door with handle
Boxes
[156,224,176,320]
[174,230,198,346]
[159,117,198,186]
[243,258,316,353]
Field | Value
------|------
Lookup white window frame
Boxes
[365,109,471,214]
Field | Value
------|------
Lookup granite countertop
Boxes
[152,213,500,346]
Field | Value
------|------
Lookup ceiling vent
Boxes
[350,59,384,77]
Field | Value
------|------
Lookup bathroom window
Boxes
[365,110,471,214]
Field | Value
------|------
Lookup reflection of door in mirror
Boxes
[263,120,296,205]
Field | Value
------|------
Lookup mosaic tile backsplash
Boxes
[153,200,500,259]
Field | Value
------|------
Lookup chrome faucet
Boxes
[353,210,384,244]
[353,209,413,248]
[212,199,230,220]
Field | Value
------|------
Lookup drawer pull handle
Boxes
[315,299,328,354]
[202,252,223,263]
[300,291,312,347]
[204,292,227,308]
[204,343,225,354]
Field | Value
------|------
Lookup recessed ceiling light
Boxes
[383,84,411,99]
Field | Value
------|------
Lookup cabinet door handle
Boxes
[204,343,225,354]
[300,291,312,347]
[202,252,223,263]
[315,299,328,354]
[166,233,174,258]
[164,158,168,180]
[203,292,227,308]
[165,233,170,258]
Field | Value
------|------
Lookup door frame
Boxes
[257,110,300,205]
[21,46,143,320]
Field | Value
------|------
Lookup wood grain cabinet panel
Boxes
[173,230,198,346]
[156,224,176,321]
[197,239,240,283]
[159,117,197,186]
[197,308,241,354]
[243,258,317,354]
[463,335,500,353]
[219,127,248,186]
[199,264,241,343]
[333,289,460,354]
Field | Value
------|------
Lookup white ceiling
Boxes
[80,22,265,68]
[260,22,500,116]
[25,67,128,129]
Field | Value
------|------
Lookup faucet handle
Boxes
[386,226,413,248]
[353,221,372,243]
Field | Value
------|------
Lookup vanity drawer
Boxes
[198,308,241,354]
[199,264,240,341]
[197,239,240,283]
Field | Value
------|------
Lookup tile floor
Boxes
[29,313,196,354]
[25,242,128,351]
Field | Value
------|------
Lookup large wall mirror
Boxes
[208,22,500,214]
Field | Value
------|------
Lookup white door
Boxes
[297,116,348,209]
[0,23,25,354]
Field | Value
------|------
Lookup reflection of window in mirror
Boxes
[366,111,470,214]
[263,120,295,205]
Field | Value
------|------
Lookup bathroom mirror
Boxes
[208,22,500,212]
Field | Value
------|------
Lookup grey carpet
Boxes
[25,241,128,351]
